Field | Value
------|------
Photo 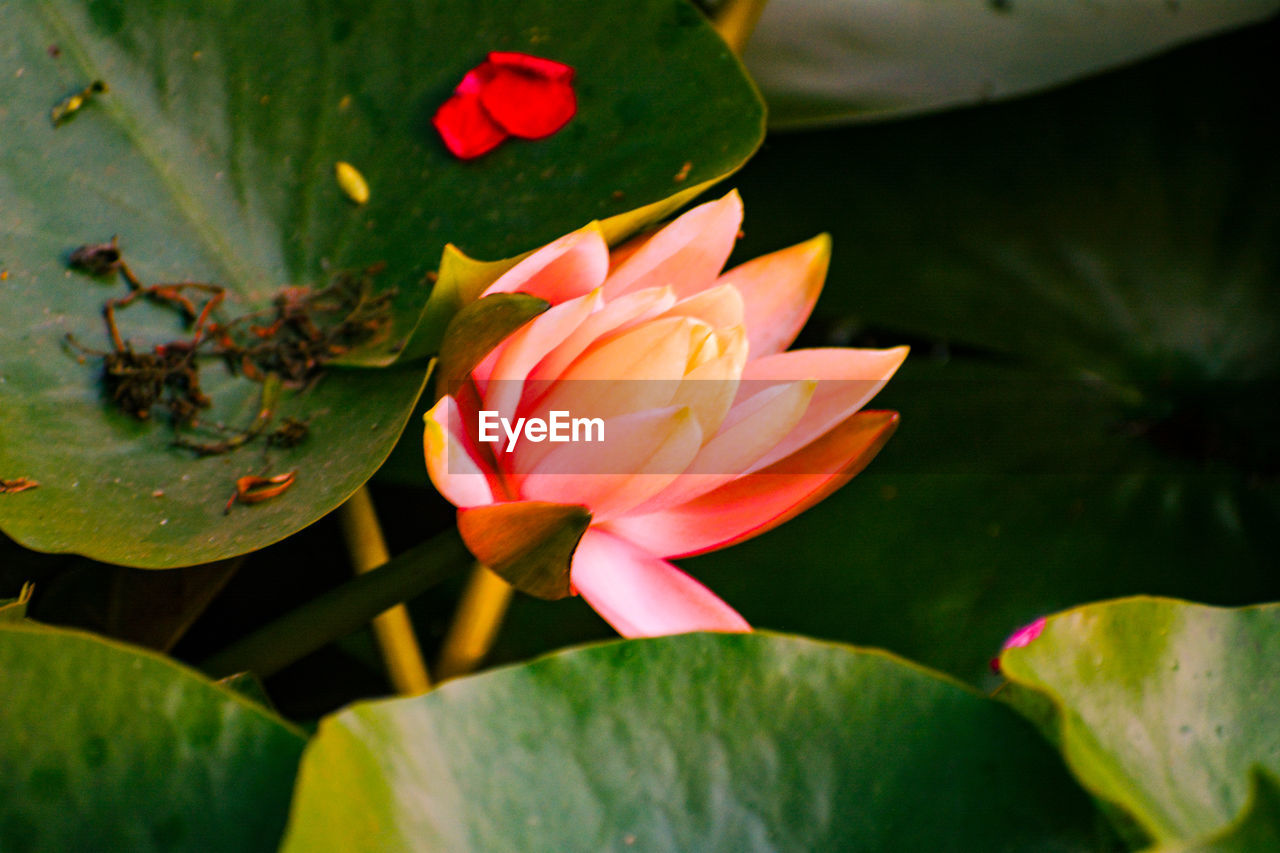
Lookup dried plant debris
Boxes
[51,80,107,125]
[231,262,394,385]
[267,417,310,448]
[224,471,296,514]
[173,375,280,456]
[1,478,40,494]
[101,342,211,422]
[65,238,393,459]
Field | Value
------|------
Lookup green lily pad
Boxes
[743,0,1279,126]
[0,621,306,852]
[1151,770,1280,853]
[282,632,1108,851]
[0,0,763,567]
[999,598,1280,847]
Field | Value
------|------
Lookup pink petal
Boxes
[606,227,660,272]
[476,289,602,419]
[667,324,747,439]
[602,410,899,558]
[717,234,830,357]
[527,286,678,385]
[533,316,707,423]
[602,191,743,300]
[632,379,816,515]
[481,225,610,305]
[424,396,501,507]
[517,406,702,519]
[659,283,745,331]
[570,529,750,637]
[742,346,908,471]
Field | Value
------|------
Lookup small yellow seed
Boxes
[50,81,107,125]
[50,94,83,123]
[334,161,369,205]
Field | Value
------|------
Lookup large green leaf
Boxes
[0,0,763,567]
[0,622,306,852]
[742,0,1279,126]
[999,598,1280,847]
[282,632,1109,852]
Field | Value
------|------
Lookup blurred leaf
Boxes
[744,0,1279,126]
[999,598,1280,846]
[16,557,241,650]
[282,632,1110,852]
[0,0,763,567]
[1150,770,1280,853]
[432,293,549,399]
[0,582,34,622]
[733,19,1280,386]
[0,622,306,852]
[216,671,278,712]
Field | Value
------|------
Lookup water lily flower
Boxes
[425,191,907,637]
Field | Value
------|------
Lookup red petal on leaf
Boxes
[479,56,577,139]
[488,51,575,83]
[434,53,576,158]
[432,89,508,159]
[456,65,496,95]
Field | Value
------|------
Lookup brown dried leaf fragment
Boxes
[224,471,296,514]
[68,237,123,276]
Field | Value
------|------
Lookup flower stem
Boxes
[435,564,514,681]
[712,0,769,56]
[201,526,468,680]
[338,486,432,694]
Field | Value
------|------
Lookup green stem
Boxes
[201,527,468,679]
